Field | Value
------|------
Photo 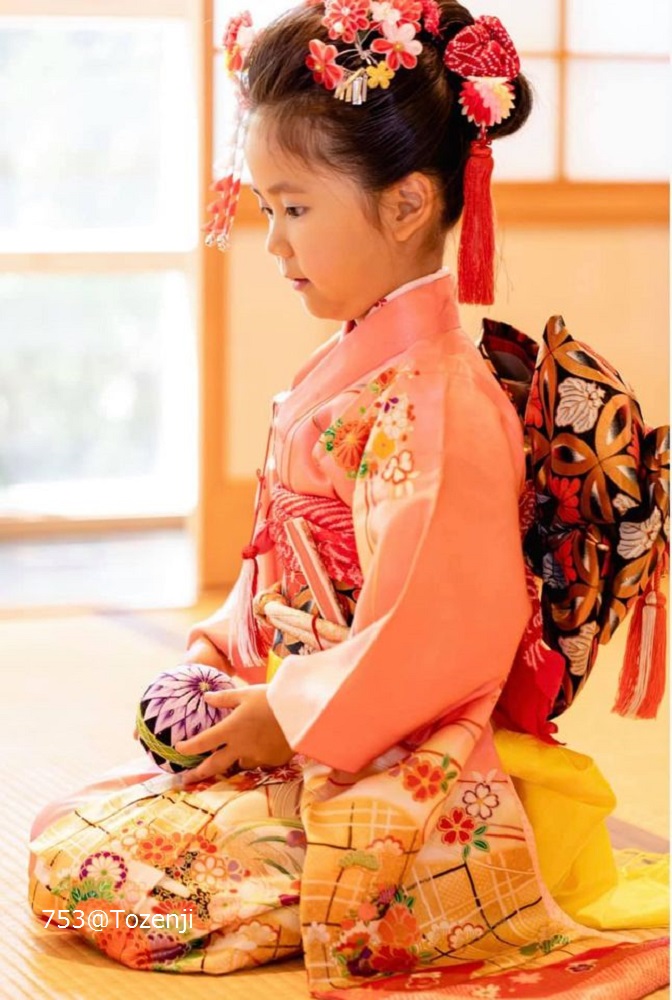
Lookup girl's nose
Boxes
[265,223,292,260]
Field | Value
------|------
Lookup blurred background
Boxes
[0,0,668,609]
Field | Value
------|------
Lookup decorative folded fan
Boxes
[250,315,668,744]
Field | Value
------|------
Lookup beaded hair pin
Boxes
[203,11,256,251]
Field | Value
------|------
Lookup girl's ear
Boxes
[380,172,438,243]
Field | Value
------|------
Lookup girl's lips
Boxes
[291,278,309,291]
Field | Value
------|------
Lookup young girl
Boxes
[29,2,668,996]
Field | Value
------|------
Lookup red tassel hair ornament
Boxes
[458,133,495,304]
[444,16,521,305]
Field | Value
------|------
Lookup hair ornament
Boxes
[443,15,521,305]
[203,10,257,251]
[444,15,520,131]
[223,10,256,74]
[306,0,436,104]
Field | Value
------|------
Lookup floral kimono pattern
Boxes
[29,272,668,997]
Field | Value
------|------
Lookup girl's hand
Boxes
[174,685,293,779]
[183,636,235,675]
[133,638,234,742]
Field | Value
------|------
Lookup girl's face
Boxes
[245,114,401,322]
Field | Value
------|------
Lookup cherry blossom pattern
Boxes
[371,22,423,70]
[323,0,371,43]
[461,782,500,821]
[390,753,457,802]
[306,39,345,89]
[306,1,430,102]
[380,393,415,438]
[396,0,424,29]
[437,807,491,861]
[382,449,419,497]
[509,971,543,984]
[370,1,402,28]
[469,986,502,999]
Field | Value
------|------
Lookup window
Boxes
[0,3,199,524]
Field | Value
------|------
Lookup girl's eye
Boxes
[258,205,305,219]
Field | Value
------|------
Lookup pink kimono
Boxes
[29,271,668,996]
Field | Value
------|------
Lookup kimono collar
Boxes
[278,269,463,434]
[344,267,452,335]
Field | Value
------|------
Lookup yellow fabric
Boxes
[494,728,669,930]
[267,648,283,683]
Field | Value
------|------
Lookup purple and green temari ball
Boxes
[136,663,234,773]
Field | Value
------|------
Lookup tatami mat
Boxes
[2,601,668,999]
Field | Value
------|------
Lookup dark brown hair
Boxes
[242,2,532,239]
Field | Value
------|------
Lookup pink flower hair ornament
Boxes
[306,0,441,104]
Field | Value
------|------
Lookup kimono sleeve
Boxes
[267,359,532,772]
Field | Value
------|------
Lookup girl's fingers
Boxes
[174,689,243,754]
[185,745,239,782]
[203,689,241,708]
[175,716,231,756]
